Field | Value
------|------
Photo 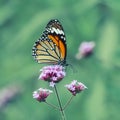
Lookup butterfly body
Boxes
[32,19,67,66]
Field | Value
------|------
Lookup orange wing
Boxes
[32,19,67,65]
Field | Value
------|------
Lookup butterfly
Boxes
[32,19,67,66]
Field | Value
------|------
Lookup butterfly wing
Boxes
[32,19,67,65]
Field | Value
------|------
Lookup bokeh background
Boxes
[0,0,120,120]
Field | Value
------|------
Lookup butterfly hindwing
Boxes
[32,19,67,65]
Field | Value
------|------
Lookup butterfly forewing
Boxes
[32,19,67,65]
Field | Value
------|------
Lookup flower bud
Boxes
[76,41,95,59]
[33,88,53,102]
[65,80,87,96]
[39,65,66,86]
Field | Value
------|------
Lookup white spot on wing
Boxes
[51,27,64,35]
[57,29,64,35]
[52,27,58,34]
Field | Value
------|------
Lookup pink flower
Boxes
[65,80,87,96]
[76,41,95,59]
[33,88,53,102]
[39,65,66,86]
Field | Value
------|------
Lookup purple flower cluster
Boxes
[39,65,66,86]
[33,65,87,104]
[76,41,95,59]
[33,88,53,102]
[65,80,87,96]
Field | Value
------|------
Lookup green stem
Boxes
[44,101,59,110]
[54,85,66,120]
[63,95,74,110]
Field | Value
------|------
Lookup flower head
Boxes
[76,41,95,59]
[33,88,53,102]
[65,80,87,96]
[39,65,66,86]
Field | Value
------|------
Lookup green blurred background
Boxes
[0,0,120,120]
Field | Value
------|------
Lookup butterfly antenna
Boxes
[65,63,76,74]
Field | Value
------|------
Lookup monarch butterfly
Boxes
[32,19,67,66]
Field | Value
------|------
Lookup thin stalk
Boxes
[63,95,74,110]
[44,101,59,110]
[54,85,66,120]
